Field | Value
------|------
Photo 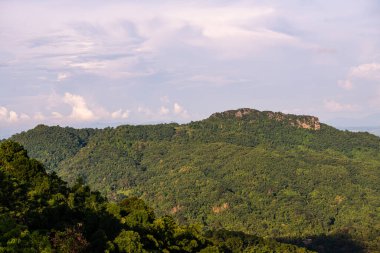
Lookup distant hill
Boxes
[11,108,380,252]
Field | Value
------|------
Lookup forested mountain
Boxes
[10,108,380,252]
[0,140,313,252]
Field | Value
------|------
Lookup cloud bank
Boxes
[0,0,379,137]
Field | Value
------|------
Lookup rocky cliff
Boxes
[209,108,321,130]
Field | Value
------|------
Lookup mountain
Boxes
[10,108,380,252]
[0,140,313,252]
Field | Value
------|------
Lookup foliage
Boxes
[0,140,311,252]
[10,108,380,252]
[11,124,95,171]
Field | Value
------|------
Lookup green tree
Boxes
[113,230,144,253]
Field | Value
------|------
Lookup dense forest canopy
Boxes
[9,108,380,252]
[0,140,314,252]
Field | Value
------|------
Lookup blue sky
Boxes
[1,0,380,138]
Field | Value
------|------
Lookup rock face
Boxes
[212,203,229,214]
[209,108,321,131]
[293,117,321,130]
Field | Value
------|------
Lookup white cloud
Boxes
[0,0,307,80]
[338,63,380,90]
[0,107,12,122]
[173,102,189,118]
[173,103,183,114]
[0,107,7,120]
[337,79,353,90]
[1,92,134,127]
[1,0,379,135]
[133,102,191,120]
[349,63,380,81]
[130,101,191,121]
[8,111,18,122]
[324,100,358,112]
[51,111,63,119]
[111,109,130,119]
[159,106,170,115]
[0,106,30,123]
[68,61,106,70]
[63,92,96,121]
[57,72,70,81]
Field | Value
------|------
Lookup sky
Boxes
[1,0,380,138]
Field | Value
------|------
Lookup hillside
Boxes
[0,140,313,252]
[11,108,380,252]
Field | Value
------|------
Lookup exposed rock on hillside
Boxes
[210,108,321,130]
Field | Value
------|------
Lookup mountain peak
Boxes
[209,108,321,130]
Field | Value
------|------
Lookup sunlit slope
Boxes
[11,108,380,252]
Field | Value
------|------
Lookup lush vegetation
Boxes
[11,108,380,252]
[0,140,313,252]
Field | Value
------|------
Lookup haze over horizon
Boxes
[1,0,380,138]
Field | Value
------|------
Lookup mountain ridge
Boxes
[208,108,321,130]
[9,108,380,252]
